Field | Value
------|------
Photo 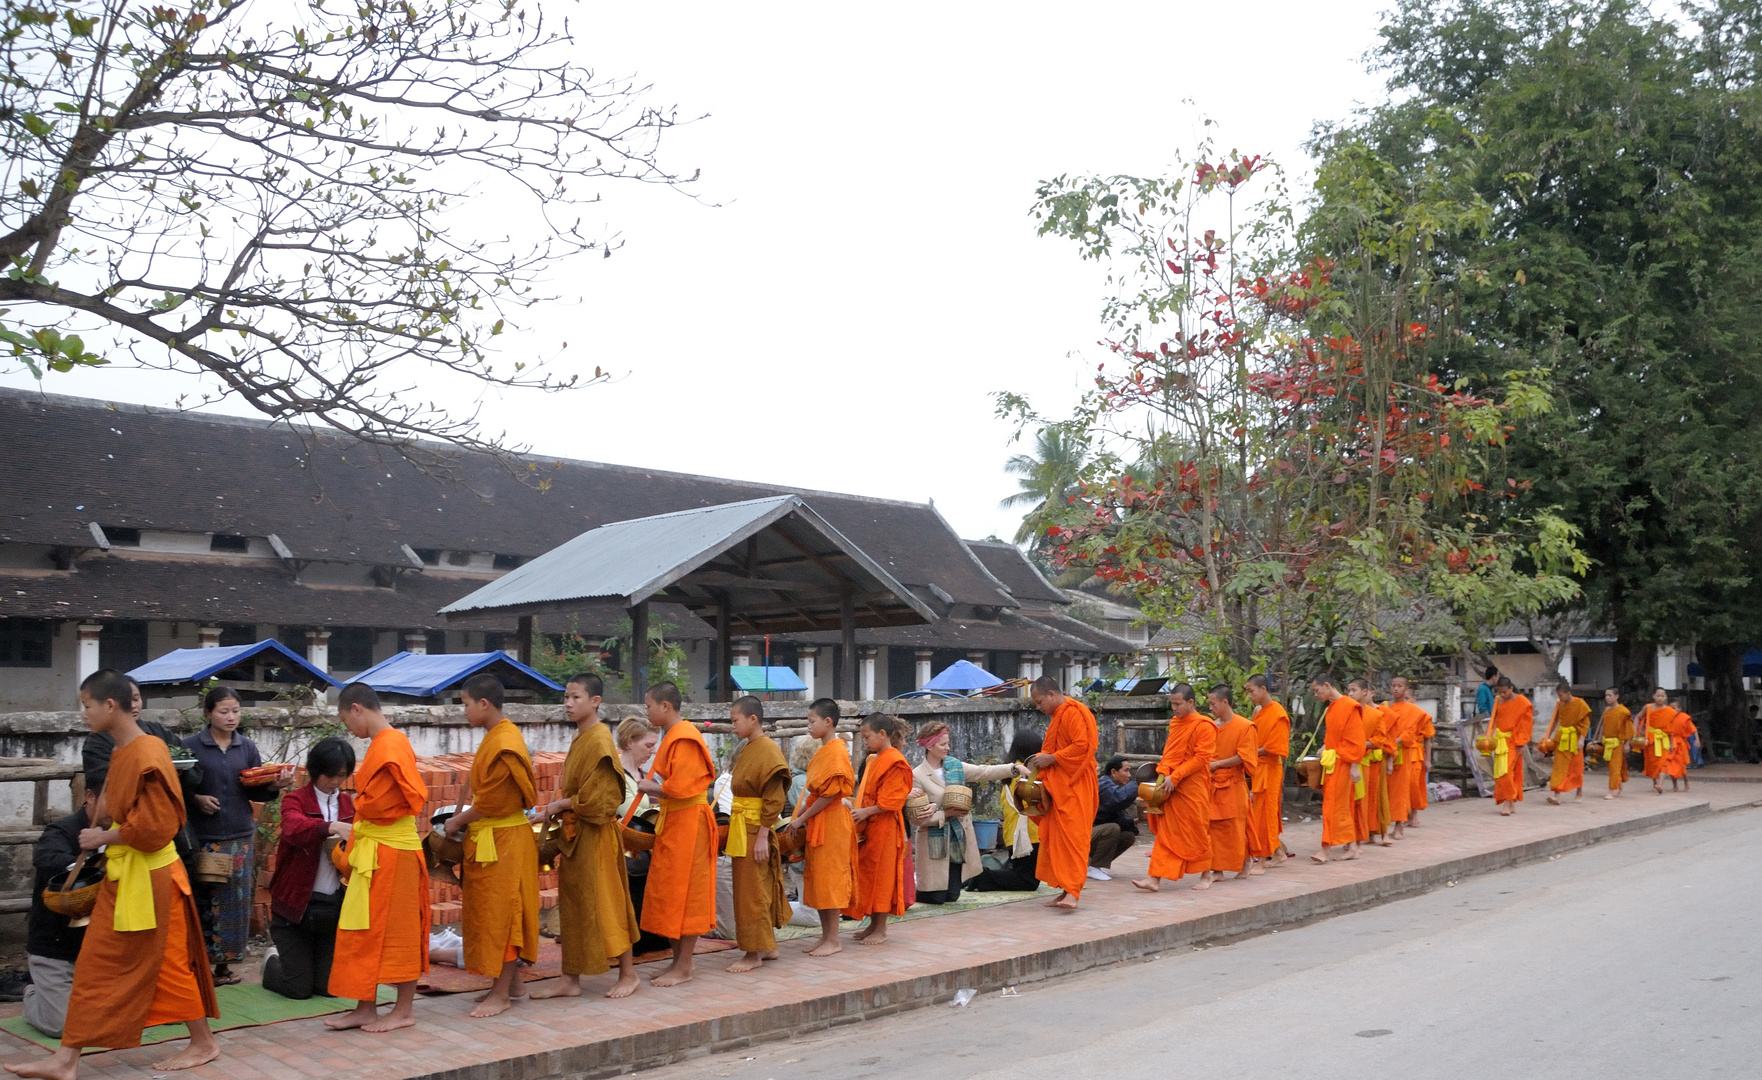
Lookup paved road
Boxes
[640,805,1761,1080]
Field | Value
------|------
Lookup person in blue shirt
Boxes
[1088,755,1140,881]
[1475,667,1499,717]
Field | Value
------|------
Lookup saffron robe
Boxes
[1355,705,1394,841]
[1547,695,1592,793]
[62,734,219,1050]
[1246,701,1290,859]
[1382,701,1428,825]
[1146,711,1215,879]
[328,726,430,1000]
[1601,704,1634,788]
[1411,708,1436,810]
[727,734,791,952]
[1034,698,1100,898]
[461,718,539,975]
[1490,695,1534,804]
[555,722,639,976]
[1665,712,1697,779]
[796,739,858,911]
[845,746,912,919]
[641,721,719,939]
[1207,714,1256,873]
[1320,696,1366,847]
[1638,705,1679,780]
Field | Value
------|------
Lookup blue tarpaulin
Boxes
[1686,649,1762,678]
[351,652,563,698]
[129,640,340,688]
[713,666,808,693]
[922,659,1003,694]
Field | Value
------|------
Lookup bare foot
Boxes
[5,1049,79,1080]
[1604,793,1616,800]
[761,950,779,961]
[1310,852,1329,865]
[151,1041,220,1072]
[726,952,764,973]
[605,972,641,999]
[852,922,877,942]
[1053,894,1079,909]
[650,964,694,987]
[1268,850,1288,866]
[529,977,582,999]
[361,1011,416,1034]
[1337,847,1359,861]
[805,939,843,957]
[1247,862,1266,876]
[1132,877,1161,892]
[1190,876,1212,891]
[1499,808,1513,816]
[325,1002,379,1030]
[1043,892,1069,908]
[1546,796,1560,805]
[1377,837,1393,847]
[856,931,888,946]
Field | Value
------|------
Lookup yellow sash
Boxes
[1649,727,1672,757]
[107,841,179,932]
[1366,749,1384,763]
[1394,745,1405,767]
[1603,736,1622,762]
[1557,726,1579,755]
[1492,728,1512,779]
[1320,748,1339,775]
[657,791,709,837]
[338,816,421,931]
[467,811,531,863]
[1353,765,1365,800]
[724,795,764,857]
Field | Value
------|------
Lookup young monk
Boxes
[1310,674,1365,864]
[531,673,640,1000]
[1349,680,1394,847]
[845,713,913,944]
[1489,677,1534,816]
[1408,697,1435,826]
[1133,683,1216,892]
[1201,685,1256,883]
[438,673,539,1018]
[1026,676,1099,910]
[1599,688,1634,799]
[635,681,718,986]
[1664,696,1696,793]
[1245,674,1290,869]
[1381,676,1429,841]
[7,670,220,1080]
[1637,687,1678,793]
[1543,676,1592,805]
[781,698,858,957]
[723,696,791,972]
[326,682,429,1032]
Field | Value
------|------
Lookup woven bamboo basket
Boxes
[904,790,932,821]
[941,784,973,814]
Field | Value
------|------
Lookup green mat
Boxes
[772,886,1050,942]
[1,982,397,1052]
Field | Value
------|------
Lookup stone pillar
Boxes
[1063,656,1080,691]
[76,624,103,686]
[1020,652,1043,681]
[966,650,988,670]
[914,649,933,690]
[1557,642,1574,684]
[1445,677,1463,725]
[860,647,878,700]
[198,626,222,649]
[306,629,331,672]
[797,647,817,701]
[404,632,427,656]
[1657,645,1679,691]
[733,642,753,666]
[1085,655,1102,681]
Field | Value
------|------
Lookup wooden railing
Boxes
[0,758,84,914]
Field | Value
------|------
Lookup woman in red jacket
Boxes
[262,738,356,999]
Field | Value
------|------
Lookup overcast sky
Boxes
[2,0,1393,543]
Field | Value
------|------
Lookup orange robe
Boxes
[554,722,639,977]
[1207,714,1256,873]
[62,734,219,1050]
[1035,698,1100,898]
[796,739,858,911]
[461,718,539,975]
[1320,696,1366,848]
[1247,701,1290,859]
[1490,694,1534,804]
[1638,705,1678,780]
[328,726,431,1000]
[845,746,912,918]
[1382,701,1427,825]
[727,734,791,952]
[1411,708,1435,810]
[1601,705,1634,788]
[1355,705,1393,841]
[1665,712,1696,779]
[641,721,719,939]
[1146,711,1215,879]
[1547,695,1592,793]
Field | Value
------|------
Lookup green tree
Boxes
[999,425,1088,543]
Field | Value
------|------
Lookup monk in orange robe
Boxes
[1310,674,1365,863]
[1245,674,1290,869]
[722,696,791,972]
[781,698,857,957]
[1637,688,1680,794]
[1543,677,1592,805]
[635,681,719,986]
[1202,685,1256,882]
[530,673,640,1001]
[8,670,220,1080]
[1599,688,1633,799]
[326,682,429,1032]
[1349,680,1393,846]
[1133,683,1215,891]
[1663,698,1696,792]
[1409,703,1435,825]
[1026,676,1099,909]
[437,673,539,1018]
[1381,676,1430,841]
[845,713,914,944]
[1489,677,1533,815]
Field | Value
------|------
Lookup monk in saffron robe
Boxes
[438,673,539,1018]
[1202,685,1256,882]
[1489,677,1533,815]
[1382,676,1429,841]
[845,713,913,944]
[1637,687,1678,791]
[1133,683,1215,891]
[782,697,858,957]
[1245,674,1290,869]
[635,681,718,986]
[8,670,220,1080]
[1349,680,1393,846]
[1026,676,1099,909]
[722,696,791,972]
[1310,674,1365,863]
[530,674,640,1001]
[326,682,429,1032]
[1409,703,1435,825]
[1599,688,1634,799]
[1543,677,1592,805]
[1663,699,1696,792]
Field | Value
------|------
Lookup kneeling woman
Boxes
[843,714,913,945]
[263,738,356,999]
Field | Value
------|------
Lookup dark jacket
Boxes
[84,721,203,861]
[1095,774,1140,834]
[182,728,279,843]
[27,809,95,962]
[270,784,355,923]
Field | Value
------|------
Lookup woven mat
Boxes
[0,983,396,1053]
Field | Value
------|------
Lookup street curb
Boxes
[414,801,1714,1080]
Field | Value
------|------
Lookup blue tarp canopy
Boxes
[129,640,340,689]
[351,652,564,699]
[1686,650,1762,678]
[710,666,808,693]
[922,659,1003,694]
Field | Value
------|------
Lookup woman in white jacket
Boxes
[910,720,1026,903]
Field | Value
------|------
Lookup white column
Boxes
[404,632,427,656]
[915,648,933,689]
[797,647,817,701]
[1556,642,1574,684]
[197,626,222,648]
[732,642,753,666]
[860,647,878,700]
[966,650,988,670]
[1020,652,1043,680]
[1657,645,1679,691]
[77,624,103,685]
[1446,679,1463,724]
[306,630,331,672]
[1085,655,1102,681]
[1063,655,1079,690]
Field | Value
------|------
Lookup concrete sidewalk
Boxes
[6,784,1754,1080]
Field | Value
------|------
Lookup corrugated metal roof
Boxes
[129,639,340,688]
[351,651,562,697]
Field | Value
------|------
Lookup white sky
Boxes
[2,0,1392,543]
